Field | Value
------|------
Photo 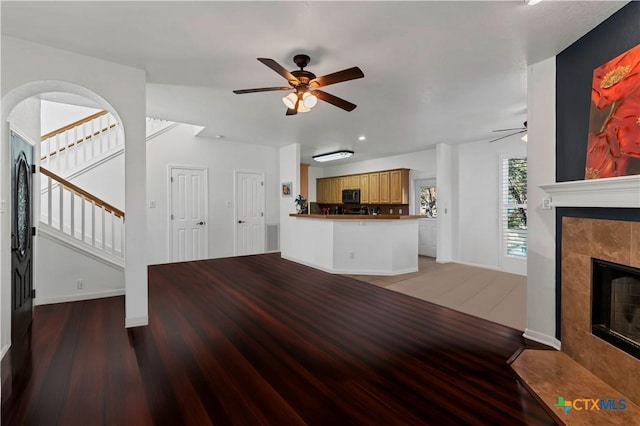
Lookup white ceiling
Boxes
[1,1,627,165]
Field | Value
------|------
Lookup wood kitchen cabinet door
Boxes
[369,173,380,203]
[347,175,360,189]
[379,171,390,204]
[360,174,370,203]
[331,177,344,203]
[390,169,409,203]
[316,179,327,203]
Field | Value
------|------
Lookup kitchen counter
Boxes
[282,214,423,276]
[289,214,426,220]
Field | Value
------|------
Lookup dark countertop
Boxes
[289,214,427,220]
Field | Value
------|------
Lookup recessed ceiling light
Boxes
[216,135,224,139]
[358,136,366,141]
[526,0,542,5]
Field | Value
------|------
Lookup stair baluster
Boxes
[40,166,124,262]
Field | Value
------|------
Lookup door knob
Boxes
[238,220,245,224]
[196,221,205,225]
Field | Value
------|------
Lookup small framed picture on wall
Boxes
[281,182,292,197]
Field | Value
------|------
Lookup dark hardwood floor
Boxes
[2,253,556,425]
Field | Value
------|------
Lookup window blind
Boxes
[502,157,527,258]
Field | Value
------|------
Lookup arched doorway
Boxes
[1,81,125,381]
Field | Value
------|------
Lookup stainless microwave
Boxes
[342,189,360,204]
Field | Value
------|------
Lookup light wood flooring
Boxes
[348,257,527,331]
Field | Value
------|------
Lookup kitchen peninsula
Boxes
[283,213,424,275]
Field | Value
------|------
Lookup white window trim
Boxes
[499,154,527,261]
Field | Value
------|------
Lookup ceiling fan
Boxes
[233,54,364,116]
[489,121,527,143]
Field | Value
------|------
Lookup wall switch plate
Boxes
[348,251,355,260]
[148,200,156,208]
[542,197,552,210]
[226,200,232,208]
[76,279,85,289]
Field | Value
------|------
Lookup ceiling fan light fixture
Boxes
[282,93,297,109]
[312,150,354,162]
[297,101,311,113]
[302,92,318,109]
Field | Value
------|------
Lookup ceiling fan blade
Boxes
[257,58,300,85]
[488,130,525,143]
[492,127,526,132]
[313,90,357,111]
[309,67,364,88]
[233,86,291,94]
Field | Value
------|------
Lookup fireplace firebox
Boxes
[592,258,640,360]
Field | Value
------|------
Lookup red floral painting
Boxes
[586,44,640,179]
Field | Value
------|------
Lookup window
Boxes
[415,180,437,218]
[502,157,527,257]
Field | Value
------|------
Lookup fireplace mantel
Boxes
[539,175,640,208]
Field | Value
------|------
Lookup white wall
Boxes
[455,137,527,275]
[146,124,280,264]
[279,144,300,256]
[1,36,147,333]
[35,236,124,305]
[436,143,456,263]
[1,98,41,356]
[41,100,100,135]
[69,153,125,209]
[321,149,437,178]
[524,57,559,348]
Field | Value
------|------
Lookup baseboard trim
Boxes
[35,289,125,306]
[280,254,417,276]
[1,343,11,360]
[125,316,149,328]
[523,328,561,350]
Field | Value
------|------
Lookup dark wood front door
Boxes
[11,131,34,345]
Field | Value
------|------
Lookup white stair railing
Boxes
[40,166,125,261]
[41,110,120,177]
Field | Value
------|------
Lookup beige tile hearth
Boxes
[631,222,640,269]
[511,349,640,426]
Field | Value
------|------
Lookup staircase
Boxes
[39,110,175,268]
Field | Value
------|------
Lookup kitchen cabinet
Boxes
[360,174,370,204]
[369,173,380,203]
[316,179,328,203]
[315,168,408,205]
[344,174,360,189]
[390,169,409,204]
[379,171,390,204]
[331,177,344,203]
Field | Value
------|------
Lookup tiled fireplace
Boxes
[561,217,640,404]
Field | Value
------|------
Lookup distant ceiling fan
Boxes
[233,54,364,116]
[489,121,527,143]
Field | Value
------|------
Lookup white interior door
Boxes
[235,171,265,256]
[169,166,208,262]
